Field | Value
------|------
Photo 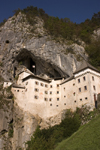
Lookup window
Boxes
[40,83,44,86]
[80,99,82,101]
[49,98,52,101]
[57,84,59,87]
[44,98,48,101]
[34,96,38,99]
[45,84,48,88]
[50,104,52,106]
[50,91,52,94]
[79,88,81,92]
[78,79,80,83]
[64,103,66,105]
[57,98,59,101]
[92,76,94,81]
[57,91,59,94]
[74,100,76,103]
[56,105,58,107]
[73,92,75,96]
[50,85,53,88]
[83,76,86,81]
[73,83,75,86]
[85,97,88,100]
[93,85,96,90]
[17,90,19,92]
[64,96,66,98]
[35,81,39,85]
[64,87,65,90]
[84,86,87,91]
[25,89,27,92]
[26,82,28,85]
[45,91,48,94]
[34,88,39,92]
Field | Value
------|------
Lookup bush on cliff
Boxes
[26,109,81,150]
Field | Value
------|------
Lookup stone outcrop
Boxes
[0,13,87,82]
[0,12,88,149]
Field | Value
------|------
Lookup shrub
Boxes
[26,109,81,150]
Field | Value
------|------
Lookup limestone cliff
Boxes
[0,12,88,150]
[0,13,88,81]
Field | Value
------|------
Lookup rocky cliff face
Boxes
[0,13,88,149]
[0,13,87,81]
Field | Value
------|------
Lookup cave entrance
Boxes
[29,58,36,74]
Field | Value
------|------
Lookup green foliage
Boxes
[26,110,81,150]
[55,114,100,150]
[8,123,13,138]
[0,61,3,66]
[12,6,100,43]
[85,37,100,68]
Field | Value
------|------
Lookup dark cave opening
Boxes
[29,58,36,74]
[15,49,66,79]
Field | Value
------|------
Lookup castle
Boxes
[4,61,100,119]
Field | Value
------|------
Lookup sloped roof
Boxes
[22,74,51,83]
[60,76,74,85]
[12,84,25,89]
[73,61,100,74]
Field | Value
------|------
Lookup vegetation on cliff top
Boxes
[0,6,100,68]
[13,6,100,69]
[12,6,100,44]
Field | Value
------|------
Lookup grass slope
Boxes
[55,114,100,150]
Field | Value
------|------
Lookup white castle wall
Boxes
[12,68,100,119]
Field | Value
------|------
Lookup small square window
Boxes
[57,84,59,87]
[83,76,86,81]
[26,82,28,85]
[34,95,38,99]
[34,88,39,92]
[73,83,75,86]
[57,98,59,101]
[40,83,44,86]
[93,85,96,90]
[50,91,52,94]
[17,90,19,92]
[74,100,76,103]
[50,85,53,88]
[84,86,87,90]
[80,99,82,101]
[64,87,65,90]
[78,79,80,83]
[92,76,94,81]
[49,98,52,101]
[50,103,52,106]
[64,96,66,98]
[64,103,66,105]
[56,105,58,107]
[45,84,48,88]
[45,91,48,94]
[85,97,88,100]
[44,98,48,101]
[57,91,59,94]
[35,81,39,85]
[79,88,81,92]
[73,92,75,96]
